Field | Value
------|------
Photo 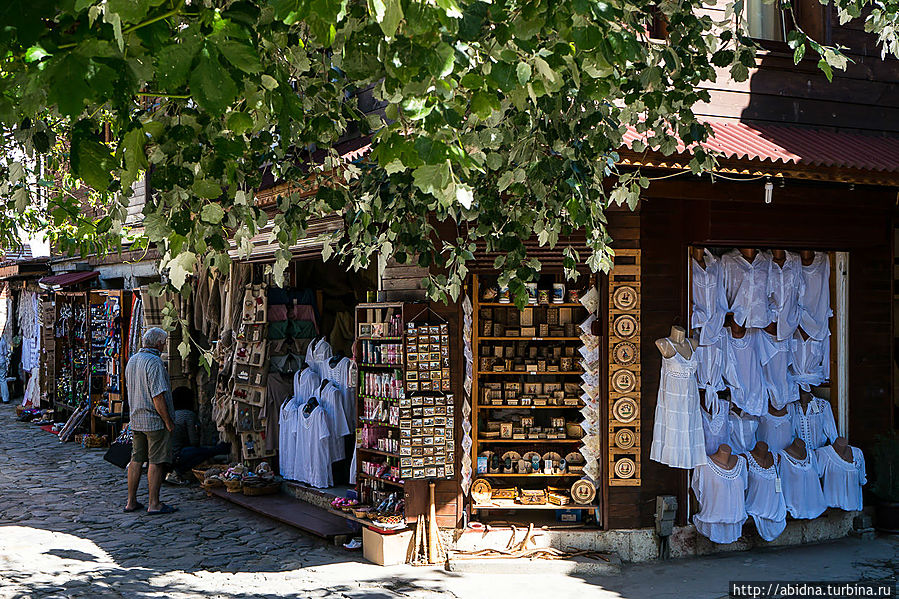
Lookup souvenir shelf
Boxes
[53,290,131,434]
[354,302,409,507]
[470,275,598,513]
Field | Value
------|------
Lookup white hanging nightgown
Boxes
[789,331,830,391]
[305,339,334,376]
[650,349,707,469]
[777,449,827,519]
[768,251,802,341]
[278,397,299,480]
[702,397,732,456]
[695,339,727,398]
[319,381,351,462]
[692,456,748,544]
[757,411,793,453]
[757,331,798,410]
[321,356,357,427]
[744,451,787,541]
[722,250,772,328]
[728,410,759,455]
[294,403,334,488]
[790,397,838,450]
[692,251,728,345]
[798,253,833,341]
[815,445,866,511]
[723,328,767,416]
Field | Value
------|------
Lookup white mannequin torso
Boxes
[656,325,698,359]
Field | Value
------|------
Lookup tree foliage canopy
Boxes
[0,0,896,312]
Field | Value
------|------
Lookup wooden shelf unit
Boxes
[471,275,596,517]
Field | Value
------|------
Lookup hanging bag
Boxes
[103,424,133,469]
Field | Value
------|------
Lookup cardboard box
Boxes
[363,527,414,566]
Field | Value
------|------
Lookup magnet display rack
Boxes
[470,275,596,512]
[607,249,642,486]
[354,302,410,506]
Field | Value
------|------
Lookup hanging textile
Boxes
[461,294,473,495]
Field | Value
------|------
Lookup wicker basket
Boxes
[192,468,208,483]
[242,481,280,496]
[224,479,243,493]
[201,478,224,490]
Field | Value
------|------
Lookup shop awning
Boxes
[38,270,100,290]
[620,119,899,183]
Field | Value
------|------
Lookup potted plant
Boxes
[870,432,899,533]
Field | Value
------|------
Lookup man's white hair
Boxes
[142,327,168,348]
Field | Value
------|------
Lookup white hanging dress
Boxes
[701,397,732,456]
[722,250,772,328]
[757,411,793,453]
[790,397,838,451]
[692,251,728,345]
[692,456,748,544]
[777,449,827,520]
[728,410,760,455]
[723,328,767,416]
[650,348,707,469]
[815,445,866,511]
[757,331,798,410]
[319,381,351,463]
[744,451,787,541]
[798,253,833,341]
[294,403,334,488]
[768,251,802,341]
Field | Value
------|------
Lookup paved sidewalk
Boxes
[1,405,897,598]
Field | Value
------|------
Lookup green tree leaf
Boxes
[200,203,225,223]
[189,50,238,115]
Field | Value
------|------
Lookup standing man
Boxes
[124,327,177,515]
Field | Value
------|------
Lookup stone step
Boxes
[852,514,873,530]
[446,553,622,576]
[849,527,876,541]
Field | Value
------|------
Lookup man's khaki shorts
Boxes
[131,429,172,465]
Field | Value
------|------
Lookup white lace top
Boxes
[757,411,793,453]
[815,445,866,512]
[723,328,767,416]
[758,331,798,410]
[789,331,830,392]
[767,251,802,341]
[777,449,827,519]
[798,253,833,341]
[722,250,772,328]
[692,251,728,345]
[692,456,748,545]
[790,397,838,451]
[744,451,787,521]
[695,338,727,395]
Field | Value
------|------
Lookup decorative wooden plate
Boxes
[611,369,637,393]
[612,341,637,365]
[614,457,637,479]
[614,428,637,449]
[612,285,639,311]
[612,314,638,338]
[612,397,639,423]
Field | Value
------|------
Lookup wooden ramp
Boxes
[207,487,357,540]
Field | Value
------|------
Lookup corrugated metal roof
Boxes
[38,270,99,290]
[622,119,899,173]
[228,215,344,262]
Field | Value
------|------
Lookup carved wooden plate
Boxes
[614,428,637,449]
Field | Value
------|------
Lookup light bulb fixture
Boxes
[764,178,774,204]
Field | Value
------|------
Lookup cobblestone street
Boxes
[2,405,898,599]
